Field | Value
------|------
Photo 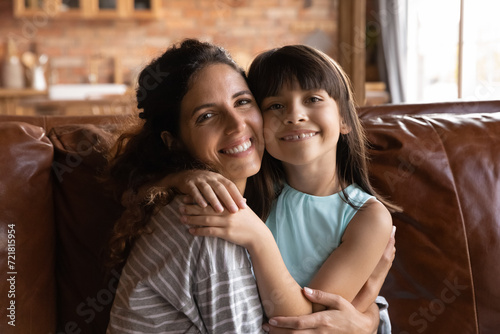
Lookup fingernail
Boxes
[268,319,277,326]
[215,204,224,212]
[303,287,313,295]
[179,205,185,214]
[392,225,396,236]
[262,324,270,332]
[239,200,248,208]
[230,204,238,213]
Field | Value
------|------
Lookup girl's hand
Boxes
[166,170,246,213]
[179,203,267,250]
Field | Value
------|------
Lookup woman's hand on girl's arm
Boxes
[133,170,246,212]
[263,288,379,334]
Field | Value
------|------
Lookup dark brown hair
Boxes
[106,39,272,270]
[247,45,399,213]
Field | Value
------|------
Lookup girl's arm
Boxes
[181,205,311,317]
[183,198,393,317]
[308,199,393,313]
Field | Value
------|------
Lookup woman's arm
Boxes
[264,288,380,334]
[127,170,247,212]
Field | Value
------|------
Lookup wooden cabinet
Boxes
[13,0,160,19]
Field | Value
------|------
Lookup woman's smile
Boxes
[179,63,264,189]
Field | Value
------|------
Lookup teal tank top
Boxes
[265,183,374,287]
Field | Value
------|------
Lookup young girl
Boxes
[169,45,395,319]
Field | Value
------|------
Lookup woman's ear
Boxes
[160,131,179,150]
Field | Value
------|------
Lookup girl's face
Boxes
[261,78,349,169]
[177,64,264,191]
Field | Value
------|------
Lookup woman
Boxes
[106,39,390,333]
[106,39,266,333]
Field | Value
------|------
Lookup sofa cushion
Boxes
[0,122,56,333]
[48,124,124,334]
[364,112,500,334]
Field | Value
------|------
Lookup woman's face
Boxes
[178,64,264,191]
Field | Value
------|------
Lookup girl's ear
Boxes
[340,119,351,134]
[160,131,179,150]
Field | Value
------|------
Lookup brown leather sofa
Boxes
[1,100,499,334]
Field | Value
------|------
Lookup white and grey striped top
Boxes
[107,197,265,334]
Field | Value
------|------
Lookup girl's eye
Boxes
[196,112,214,124]
[266,103,284,111]
[309,96,321,103]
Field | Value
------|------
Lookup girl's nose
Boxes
[284,104,308,124]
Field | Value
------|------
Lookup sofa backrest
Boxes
[1,100,500,334]
[0,121,57,333]
[362,111,500,333]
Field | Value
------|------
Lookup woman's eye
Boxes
[196,112,214,123]
[309,96,321,103]
[236,98,252,106]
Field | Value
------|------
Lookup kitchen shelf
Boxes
[13,0,161,19]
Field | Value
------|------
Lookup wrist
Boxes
[246,224,273,255]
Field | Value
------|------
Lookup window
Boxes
[406,0,500,103]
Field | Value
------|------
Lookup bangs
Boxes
[248,45,346,106]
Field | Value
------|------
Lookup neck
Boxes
[233,179,247,195]
[283,160,340,197]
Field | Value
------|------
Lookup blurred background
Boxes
[0,0,498,115]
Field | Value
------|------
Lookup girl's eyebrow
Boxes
[191,90,253,116]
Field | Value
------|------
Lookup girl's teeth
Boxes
[283,132,316,140]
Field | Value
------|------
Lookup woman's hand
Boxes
[173,170,246,213]
[263,288,379,334]
[179,203,267,250]
[136,170,246,212]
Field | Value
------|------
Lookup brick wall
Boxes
[0,0,339,85]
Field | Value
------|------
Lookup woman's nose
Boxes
[225,109,246,134]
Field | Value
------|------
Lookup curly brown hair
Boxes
[105,39,265,270]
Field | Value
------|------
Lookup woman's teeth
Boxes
[223,140,252,154]
[282,132,316,141]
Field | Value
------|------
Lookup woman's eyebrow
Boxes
[191,90,253,116]
[192,103,216,116]
[232,90,252,98]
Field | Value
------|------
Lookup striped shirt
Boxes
[107,197,265,334]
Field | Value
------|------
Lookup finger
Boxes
[264,322,304,333]
[181,195,195,204]
[180,203,220,216]
[266,316,317,330]
[382,226,396,262]
[188,226,225,238]
[302,287,346,310]
[209,181,240,213]
[215,180,247,210]
[198,182,224,212]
